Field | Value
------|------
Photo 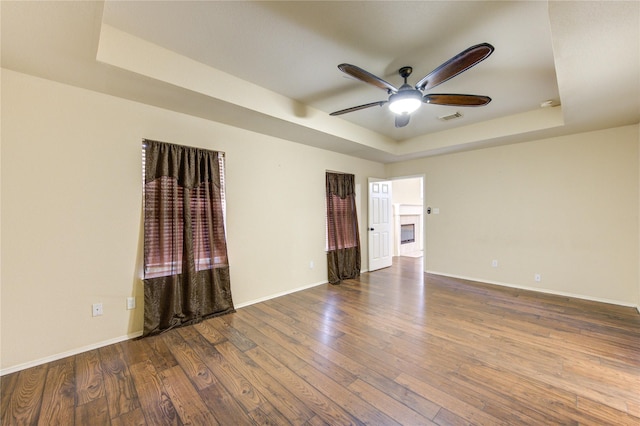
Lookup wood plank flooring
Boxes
[2,256,639,425]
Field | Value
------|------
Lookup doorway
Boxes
[367,175,424,272]
[390,176,424,260]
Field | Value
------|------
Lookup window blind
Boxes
[142,143,227,279]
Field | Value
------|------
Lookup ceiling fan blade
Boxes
[395,114,411,128]
[415,43,494,91]
[330,100,388,116]
[338,64,398,93]
[423,94,492,106]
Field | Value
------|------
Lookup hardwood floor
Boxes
[2,256,639,425]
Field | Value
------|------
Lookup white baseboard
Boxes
[0,331,144,377]
[9,270,629,376]
[2,279,332,376]
[426,270,638,309]
[235,280,328,309]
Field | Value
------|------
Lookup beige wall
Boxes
[0,70,383,372]
[387,125,640,306]
[2,68,639,373]
[392,177,423,206]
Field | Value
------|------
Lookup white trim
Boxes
[234,280,328,309]
[0,331,144,376]
[1,279,333,376]
[426,270,638,309]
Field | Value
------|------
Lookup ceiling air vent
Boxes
[438,111,463,121]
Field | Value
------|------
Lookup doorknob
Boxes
[369,227,375,231]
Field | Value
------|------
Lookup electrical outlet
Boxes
[534,274,541,282]
[492,260,498,267]
[309,260,314,269]
[92,303,103,317]
[126,297,136,310]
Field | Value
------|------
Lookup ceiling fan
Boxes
[330,43,494,128]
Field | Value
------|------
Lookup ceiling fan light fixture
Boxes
[388,91,422,115]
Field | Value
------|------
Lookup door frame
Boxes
[367,174,425,271]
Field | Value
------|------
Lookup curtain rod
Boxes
[142,139,225,156]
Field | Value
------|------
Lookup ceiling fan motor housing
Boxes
[389,66,422,115]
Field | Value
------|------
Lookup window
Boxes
[142,143,227,279]
[326,192,359,251]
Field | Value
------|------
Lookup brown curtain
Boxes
[143,140,234,336]
[326,172,361,284]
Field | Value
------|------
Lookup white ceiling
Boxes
[2,1,639,163]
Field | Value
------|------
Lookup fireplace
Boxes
[393,204,423,257]
[401,224,415,244]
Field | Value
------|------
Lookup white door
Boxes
[368,179,393,271]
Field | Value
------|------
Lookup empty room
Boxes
[1,1,639,425]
